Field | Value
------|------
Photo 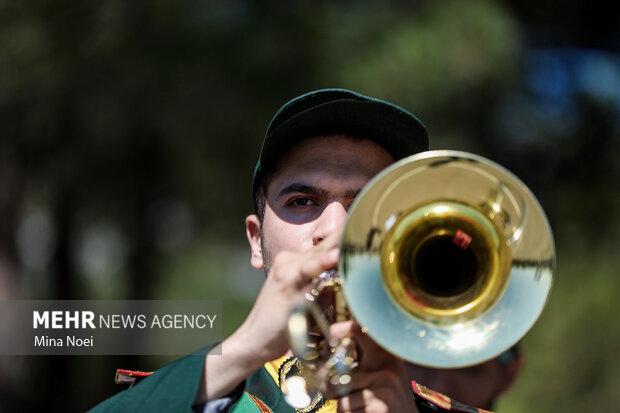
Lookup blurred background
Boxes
[1,0,619,411]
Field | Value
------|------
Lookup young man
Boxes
[90,89,498,412]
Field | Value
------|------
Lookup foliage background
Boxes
[0,1,619,411]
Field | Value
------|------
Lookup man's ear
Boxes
[245,214,264,269]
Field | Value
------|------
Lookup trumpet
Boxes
[285,150,555,407]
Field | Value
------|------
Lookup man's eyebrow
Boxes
[275,184,362,200]
[276,183,327,199]
[343,189,361,200]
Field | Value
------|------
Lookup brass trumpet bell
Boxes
[340,150,555,368]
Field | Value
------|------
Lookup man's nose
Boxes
[312,201,347,245]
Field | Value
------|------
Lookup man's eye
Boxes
[288,197,317,207]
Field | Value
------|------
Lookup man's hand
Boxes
[235,230,341,362]
[323,321,419,413]
[196,231,341,403]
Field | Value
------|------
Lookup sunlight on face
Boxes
[259,134,395,272]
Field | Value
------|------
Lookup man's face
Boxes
[246,134,395,273]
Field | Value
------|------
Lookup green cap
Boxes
[253,88,429,195]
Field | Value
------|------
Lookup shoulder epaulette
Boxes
[412,381,493,413]
[114,369,154,388]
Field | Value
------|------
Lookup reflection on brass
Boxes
[381,200,511,323]
[285,151,555,408]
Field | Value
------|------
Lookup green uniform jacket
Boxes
[88,349,486,413]
[88,350,296,413]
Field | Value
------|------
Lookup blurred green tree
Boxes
[0,0,618,411]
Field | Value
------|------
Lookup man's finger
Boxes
[335,389,374,412]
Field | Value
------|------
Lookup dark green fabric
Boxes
[232,393,263,412]
[87,346,440,412]
[87,344,297,413]
[87,348,210,413]
[228,364,296,413]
